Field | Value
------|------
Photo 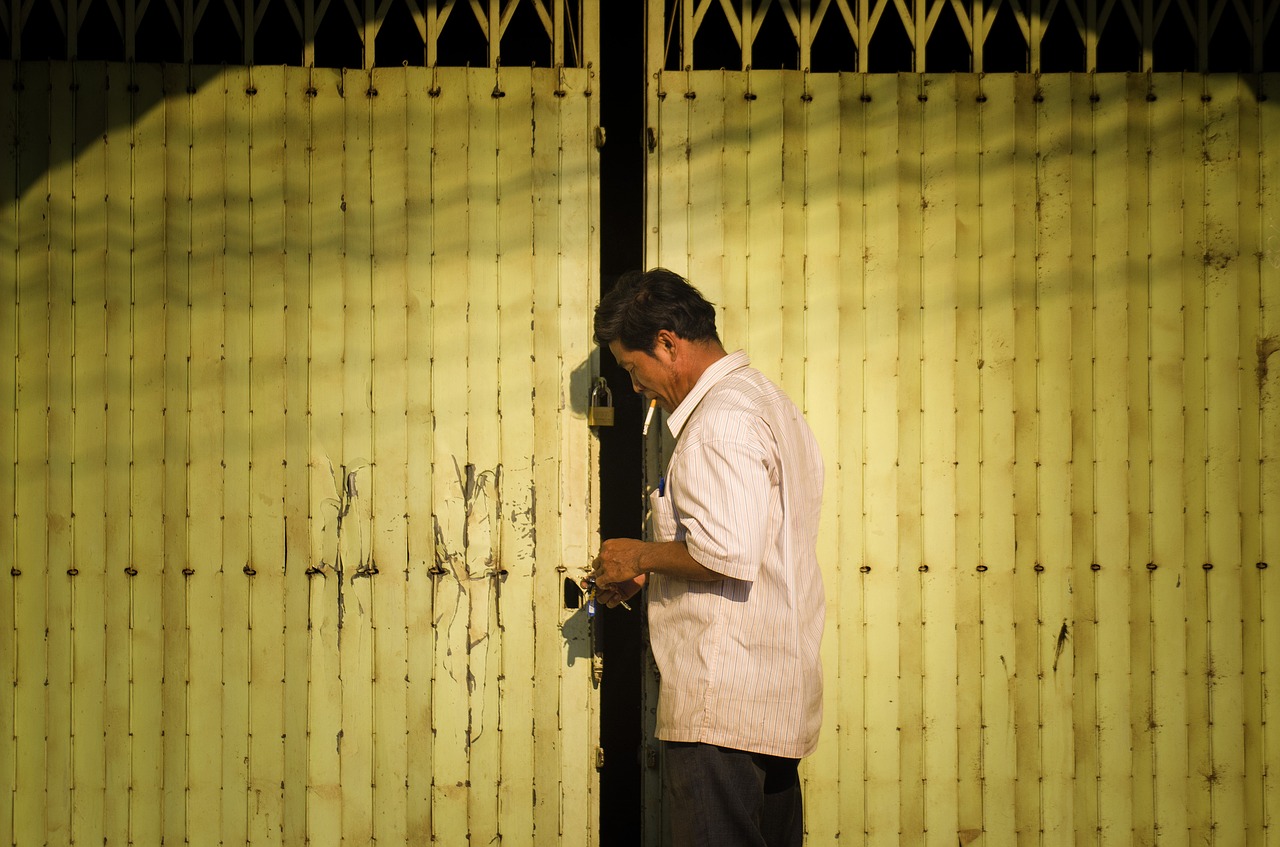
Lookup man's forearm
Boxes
[641,540,722,581]
[592,537,722,590]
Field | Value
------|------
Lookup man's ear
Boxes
[654,329,679,358]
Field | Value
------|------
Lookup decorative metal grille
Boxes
[1,0,595,67]
[4,0,1274,70]
[650,0,1280,73]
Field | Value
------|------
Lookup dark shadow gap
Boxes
[597,3,647,846]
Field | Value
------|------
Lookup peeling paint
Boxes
[1052,621,1070,672]
[317,459,372,642]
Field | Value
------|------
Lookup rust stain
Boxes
[1257,335,1280,388]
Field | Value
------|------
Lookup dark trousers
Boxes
[663,741,804,847]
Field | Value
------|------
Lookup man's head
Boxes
[594,269,726,412]
[593,268,720,353]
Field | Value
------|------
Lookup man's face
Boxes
[609,337,678,412]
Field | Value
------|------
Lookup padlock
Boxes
[588,378,615,427]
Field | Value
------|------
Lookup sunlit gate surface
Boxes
[0,3,603,844]
[6,0,1280,844]
[643,2,1280,846]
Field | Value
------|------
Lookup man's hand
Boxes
[582,538,649,608]
[586,574,646,609]
[590,537,650,588]
[586,538,722,606]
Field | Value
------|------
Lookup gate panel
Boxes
[1258,64,1280,847]
[800,70,842,845]
[645,69,1280,846]
[917,72,960,847]
[0,59,600,847]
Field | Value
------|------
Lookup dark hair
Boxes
[593,268,720,352]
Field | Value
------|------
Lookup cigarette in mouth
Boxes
[642,399,657,436]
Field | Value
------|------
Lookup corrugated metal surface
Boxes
[646,71,1279,845]
[0,60,601,846]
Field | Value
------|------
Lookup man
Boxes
[588,268,825,847]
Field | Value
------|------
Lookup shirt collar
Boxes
[666,350,750,438]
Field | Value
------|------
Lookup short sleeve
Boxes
[671,421,775,581]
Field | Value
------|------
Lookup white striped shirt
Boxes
[647,350,825,758]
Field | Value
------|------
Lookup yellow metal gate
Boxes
[6,11,1280,847]
[645,70,1280,845]
[0,61,601,845]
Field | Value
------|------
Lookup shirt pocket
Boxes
[649,487,679,543]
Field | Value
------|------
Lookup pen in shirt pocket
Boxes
[658,476,665,497]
